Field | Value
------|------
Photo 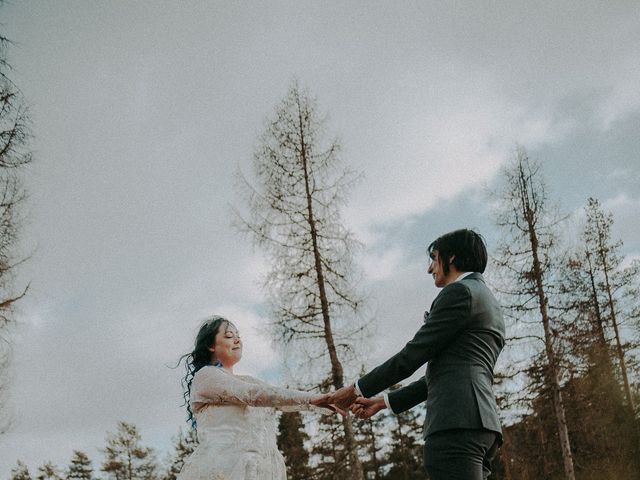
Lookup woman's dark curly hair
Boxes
[177,315,232,428]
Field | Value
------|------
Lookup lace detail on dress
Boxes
[177,367,318,480]
[191,366,315,413]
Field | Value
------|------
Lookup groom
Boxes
[331,229,505,480]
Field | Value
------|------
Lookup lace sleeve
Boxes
[243,375,325,413]
[191,367,316,412]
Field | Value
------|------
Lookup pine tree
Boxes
[384,408,426,480]
[36,462,62,480]
[163,428,198,480]
[309,410,351,479]
[552,197,640,475]
[561,244,614,376]
[276,411,312,480]
[101,421,158,480]
[496,372,640,479]
[11,461,32,480]
[352,407,386,480]
[66,451,94,480]
[582,197,639,412]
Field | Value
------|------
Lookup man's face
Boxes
[428,250,447,288]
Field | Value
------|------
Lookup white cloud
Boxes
[596,53,640,130]
[360,247,406,282]
[603,192,640,209]
[604,194,640,256]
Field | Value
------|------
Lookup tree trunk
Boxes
[519,163,575,480]
[367,422,381,480]
[601,264,635,412]
[585,250,609,350]
[298,101,364,480]
[127,449,133,480]
[529,231,575,480]
[395,412,410,480]
[500,427,513,480]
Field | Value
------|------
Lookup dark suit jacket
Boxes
[358,272,505,438]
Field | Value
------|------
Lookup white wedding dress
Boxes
[176,366,317,480]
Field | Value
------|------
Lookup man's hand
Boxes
[329,384,358,410]
[310,393,348,416]
[351,396,386,419]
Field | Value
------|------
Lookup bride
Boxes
[176,315,336,480]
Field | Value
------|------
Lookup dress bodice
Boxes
[195,403,279,450]
[177,367,318,480]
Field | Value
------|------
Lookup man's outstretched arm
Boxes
[359,282,471,397]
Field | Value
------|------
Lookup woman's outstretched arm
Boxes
[191,367,335,413]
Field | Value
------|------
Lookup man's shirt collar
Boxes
[454,271,474,283]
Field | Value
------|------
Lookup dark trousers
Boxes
[424,429,500,480]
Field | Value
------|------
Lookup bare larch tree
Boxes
[0,20,32,433]
[492,147,575,480]
[236,82,366,479]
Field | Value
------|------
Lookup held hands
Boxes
[350,396,386,419]
[314,385,386,419]
[329,384,359,410]
[310,393,348,416]
[309,385,358,417]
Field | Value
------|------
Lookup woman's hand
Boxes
[310,393,348,416]
[350,396,386,419]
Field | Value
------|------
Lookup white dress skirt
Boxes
[176,366,317,480]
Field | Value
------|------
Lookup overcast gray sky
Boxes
[2,1,639,476]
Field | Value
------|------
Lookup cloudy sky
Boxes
[2,1,639,476]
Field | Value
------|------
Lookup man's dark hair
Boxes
[427,229,488,275]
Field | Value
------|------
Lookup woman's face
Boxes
[209,322,242,368]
